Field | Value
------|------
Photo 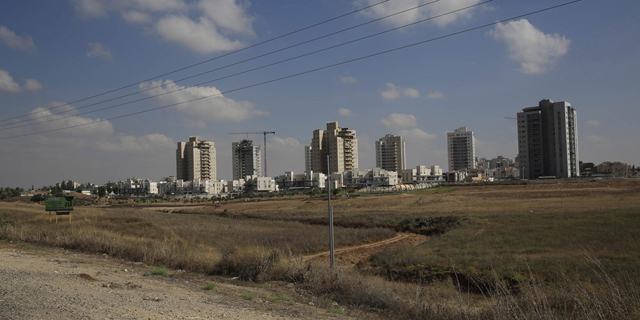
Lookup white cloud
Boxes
[23,79,43,91]
[397,128,437,141]
[199,0,255,36]
[87,42,114,61]
[0,25,36,52]
[156,15,244,54]
[586,135,604,143]
[340,76,358,85]
[180,118,207,129]
[25,105,114,136]
[586,120,600,127]
[269,137,300,148]
[71,0,187,17]
[139,79,265,122]
[381,113,418,130]
[356,0,485,28]
[380,83,421,100]
[425,90,445,99]
[0,69,42,93]
[120,10,153,24]
[96,133,175,153]
[338,108,354,117]
[70,0,254,54]
[489,19,571,74]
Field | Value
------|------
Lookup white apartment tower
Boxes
[304,145,313,173]
[447,127,476,172]
[232,139,262,180]
[307,121,359,174]
[517,99,579,179]
[176,136,216,181]
[375,134,406,173]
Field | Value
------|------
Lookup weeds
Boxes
[145,267,168,276]
[203,282,216,290]
[242,292,255,300]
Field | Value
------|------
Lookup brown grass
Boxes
[1,179,640,319]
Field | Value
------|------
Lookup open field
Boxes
[2,179,640,319]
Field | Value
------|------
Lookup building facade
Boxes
[517,99,579,179]
[447,127,476,171]
[176,136,216,181]
[232,139,262,180]
[375,134,406,174]
[307,121,359,174]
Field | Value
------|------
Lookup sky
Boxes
[0,0,639,189]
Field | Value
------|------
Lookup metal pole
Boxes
[327,155,335,271]
[263,133,267,177]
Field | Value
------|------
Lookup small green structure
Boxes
[45,196,74,223]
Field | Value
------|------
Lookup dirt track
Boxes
[305,233,428,266]
[0,244,355,320]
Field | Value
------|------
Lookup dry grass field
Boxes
[2,179,640,319]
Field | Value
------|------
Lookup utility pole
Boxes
[227,131,276,177]
[327,155,335,271]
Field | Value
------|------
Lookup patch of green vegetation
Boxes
[268,294,294,302]
[328,306,346,314]
[144,267,168,276]
[0,215,15,230]
[203,282,217,290]
[266,306,274,311]
[24,244,36,250]
[0,239,8,243]
[242,292,255,300]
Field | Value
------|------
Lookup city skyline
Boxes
[1,0,639,188]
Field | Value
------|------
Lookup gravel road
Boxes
[0,244,353,320]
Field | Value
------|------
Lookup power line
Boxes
[0,0,392,124]
[4,0,443,129]
[0,0,584,141]
[2,0,487,132]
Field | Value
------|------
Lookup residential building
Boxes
[308,121,359,174]
[517,99,579,179]
[339,168,398,187]
[447,127,476,171]
[232,139,261,180]
[117,178,158,195]
[176,136,216,181]
[596,161,631,176]
[400,165,444,184]
[375,134,406,174]
[304,146,313,173]
[275,171,326,190]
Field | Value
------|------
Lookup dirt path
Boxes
[304,233,428,266]
[0,244,356,320]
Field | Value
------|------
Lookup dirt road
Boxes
[305,233,428,266]
[0,244,354,320]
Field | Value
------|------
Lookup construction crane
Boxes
[226,131,276,177]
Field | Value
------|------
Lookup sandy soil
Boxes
[0,244,356,320]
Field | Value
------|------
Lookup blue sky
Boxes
[0,0,638,188]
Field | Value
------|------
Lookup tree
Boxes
[31,194,45,202]
[97,186,106,197]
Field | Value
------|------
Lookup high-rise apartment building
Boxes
[232,139,261,180]
[517,99,579,179]
[304,145,313,173]
[447,127,476,172]
[306,121,359,174]
[375,134,406,173]
[176,136,216,181]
